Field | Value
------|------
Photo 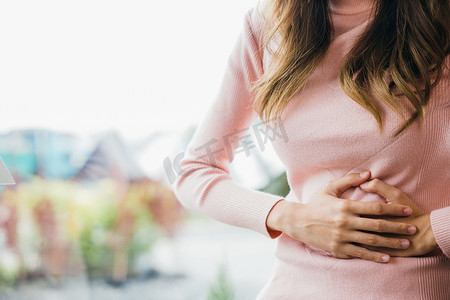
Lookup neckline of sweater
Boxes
[328,0,376,15]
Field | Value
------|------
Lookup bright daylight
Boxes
[0,0,286,299]
[2,0,448,299]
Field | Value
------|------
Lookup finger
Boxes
[359,179,424,215]
[330,252,353,259]
[344,230,411,250]
[350,217,417,235]
[325,171,371,197]
[339,243,391,263]
[359,245,410,257]
[342,199,412,216]
[360,179,399,202]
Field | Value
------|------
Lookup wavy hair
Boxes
[251,0,450,138]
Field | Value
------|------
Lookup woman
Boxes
[172,0,450,298]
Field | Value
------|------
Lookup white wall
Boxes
[0,0,259,140]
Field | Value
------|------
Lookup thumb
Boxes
[325,171,371,198]
[360,179,424,216]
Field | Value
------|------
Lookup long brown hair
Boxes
[251,0,450,138]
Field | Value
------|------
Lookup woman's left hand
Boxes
[357,178,439,257]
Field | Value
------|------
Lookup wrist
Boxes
[266,199,292,235]
[425,214,439,251]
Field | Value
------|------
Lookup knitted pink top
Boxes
[172,0,450,298]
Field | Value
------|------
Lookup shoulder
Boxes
[243,0,274,72]
[247,0,269,33]
[242,1,268,46]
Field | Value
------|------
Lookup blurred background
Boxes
[0,0,289,299]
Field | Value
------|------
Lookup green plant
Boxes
[207,263,235,300]
[0,176,183,284]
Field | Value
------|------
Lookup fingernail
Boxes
[404,207,412,215]
[360,181,369,188]
[408,226,417,234]
[382,255,390,262]
[401,240,410,248]
[360,171,370,178]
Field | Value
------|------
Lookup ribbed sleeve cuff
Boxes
[430,206,450,258]
[172,171,288,239]
[200,179,287,239]
[265,198,285,239]
[255,195,285,238]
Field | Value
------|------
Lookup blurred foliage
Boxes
[0,176,185,285]
[207,263,235,300]
[260,171,290,197]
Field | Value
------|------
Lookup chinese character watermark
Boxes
[163,116,288,185]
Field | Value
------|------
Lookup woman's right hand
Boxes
[266,171,418,263]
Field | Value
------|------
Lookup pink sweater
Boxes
[172,0,450,298]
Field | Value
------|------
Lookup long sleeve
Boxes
[430,206,450,258]
[171,6,285,238]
